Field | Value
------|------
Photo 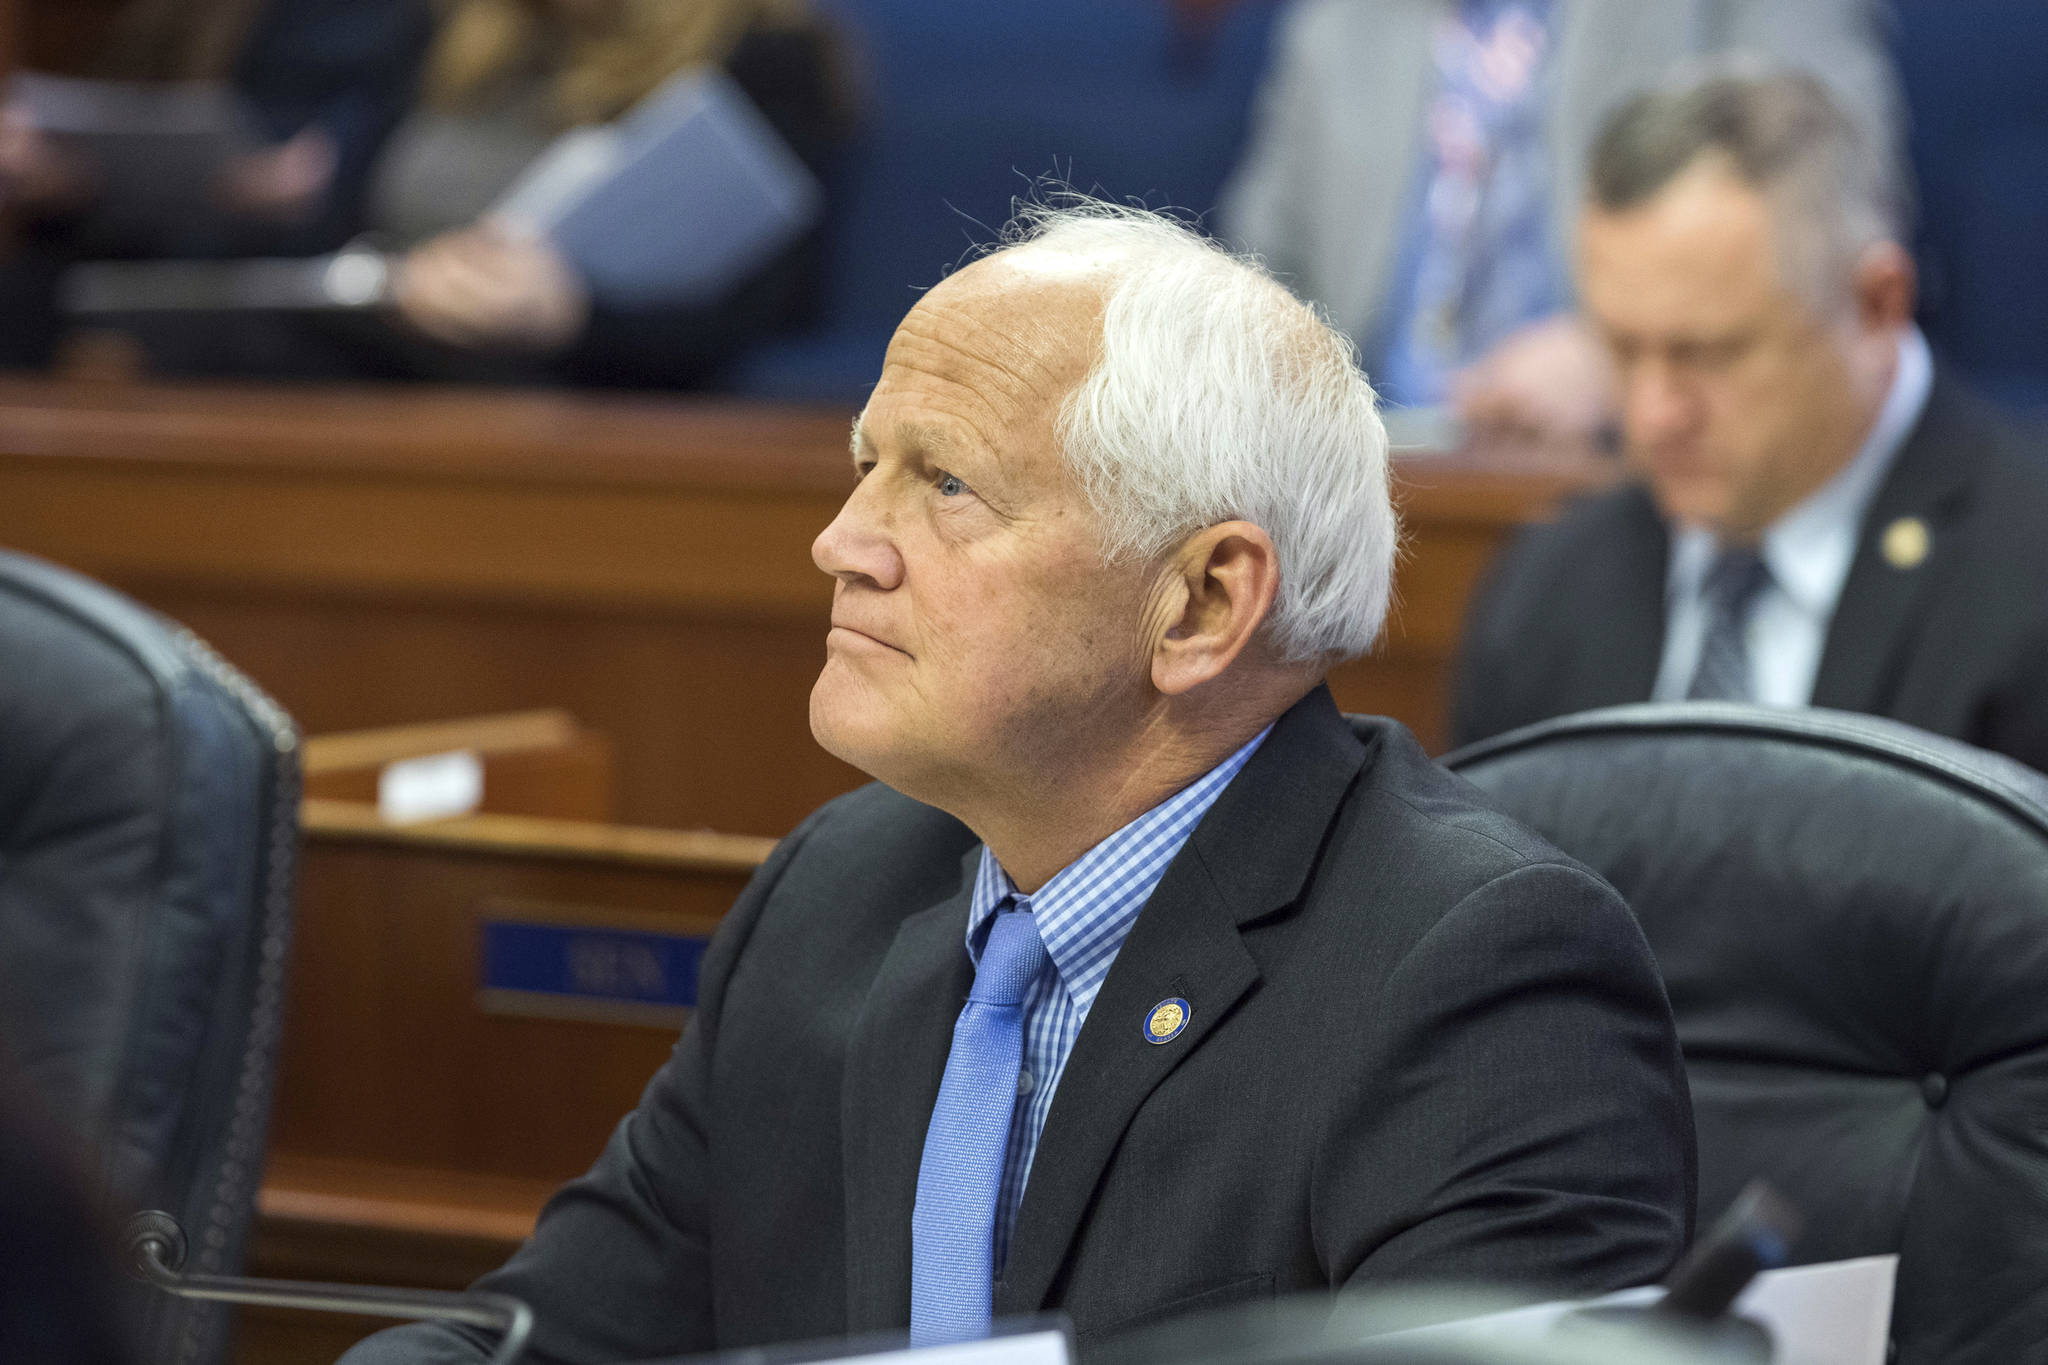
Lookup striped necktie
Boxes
[909,907,1049,1345]
[1686,546,1772,702]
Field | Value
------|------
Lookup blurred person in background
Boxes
[357,0,853,388]
[1219,0,1900,444]
[126,0,855,389]
[0,0,434,366]
[1452,69,2048,773]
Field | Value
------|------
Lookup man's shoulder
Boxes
[1465,479,1663,653]
[710,782,977,991]
[781,781,979,882]
[1906,377,2048,580]
[1329,718,1623,913]
[1503,480,1662,579]
[743,782,981,932]
[1967,413,2048,539]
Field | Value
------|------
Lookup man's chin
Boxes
[810,683,899,778]
[1648,478,1737,539]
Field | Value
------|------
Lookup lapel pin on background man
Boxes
[342,200,1694,1365]
[1453,67,2048,770]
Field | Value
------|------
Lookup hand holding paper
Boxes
[395,225,592,351]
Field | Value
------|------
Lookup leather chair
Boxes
[1436,703,2048,1365]
[0,549,299,1365]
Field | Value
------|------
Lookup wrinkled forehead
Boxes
[860,255,1107,471]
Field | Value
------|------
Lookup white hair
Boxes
[989,200,1396,664]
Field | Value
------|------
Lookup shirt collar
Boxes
[965,725,1272,1015]
[1668,326,1932,613]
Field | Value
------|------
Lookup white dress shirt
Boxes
[1651,326,1934,707]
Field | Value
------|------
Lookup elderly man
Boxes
[1453,71,2048,770]
[345,203,1692,1365]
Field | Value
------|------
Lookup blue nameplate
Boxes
[478,917,708,1029]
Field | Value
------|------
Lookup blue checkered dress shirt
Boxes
[963,725,1270,1270]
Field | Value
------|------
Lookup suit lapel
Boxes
[993,688,1372,1315]
[1575,486,1670,708]
[1811,375,1984,715]
[841,850,978,1333]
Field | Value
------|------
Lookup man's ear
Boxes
[1854,241,1916,332]
[1150,521,1282,696]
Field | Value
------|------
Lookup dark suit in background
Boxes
[1453,372,2048,773]
[343,687,1694,1364]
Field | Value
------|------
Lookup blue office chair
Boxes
[1439,703,2048,1364]
[0,549,300,1365]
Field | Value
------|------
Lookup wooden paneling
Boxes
[276,802,766,1179]
[0,381,1606,837]
[230,804,770,1364]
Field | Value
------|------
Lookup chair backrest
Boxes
[0,549,299,1365]
[1431,703,2048,1364]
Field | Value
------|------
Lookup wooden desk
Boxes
[238,800,772,1364]
[0,380,1604,836]
[279,798,769,1178]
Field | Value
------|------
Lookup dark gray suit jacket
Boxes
[345,688,1695,1364]
[1452,373,2048,773]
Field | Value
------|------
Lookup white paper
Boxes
[1368,1256,1897,1365]
[1734,1255,1896,1365]
[491,126,628,236]
[484,67,821,308]
[377,750,484,824]
[819,1330,1067,1365]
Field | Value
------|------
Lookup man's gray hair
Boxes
[1588,65,1907,308]
[988,200,1395,665]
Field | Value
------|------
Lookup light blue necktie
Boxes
[909,906,1049,1346]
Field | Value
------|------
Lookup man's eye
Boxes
[937,472,967,497]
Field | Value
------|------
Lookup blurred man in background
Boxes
[1221,0,1899,441]
[1453,69,2048,773]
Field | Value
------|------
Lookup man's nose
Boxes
[1623,358,1700,448]
[812,478,904,590]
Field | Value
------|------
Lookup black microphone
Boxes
[1553,1181,1800,1363]
[1657,1181,1803,1322]
[125,1209,533,1365]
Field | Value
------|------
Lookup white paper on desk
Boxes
[818,1329,1068,1365]
[1734,1255,1896,1365]
[378,750,484,825]
[490,66,821,310]
[1371,1255,1898,1365]
[630,1326,1069,1365]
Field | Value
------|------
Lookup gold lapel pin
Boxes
[1881,516,1930,570]
[1144,997,1190,1045]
